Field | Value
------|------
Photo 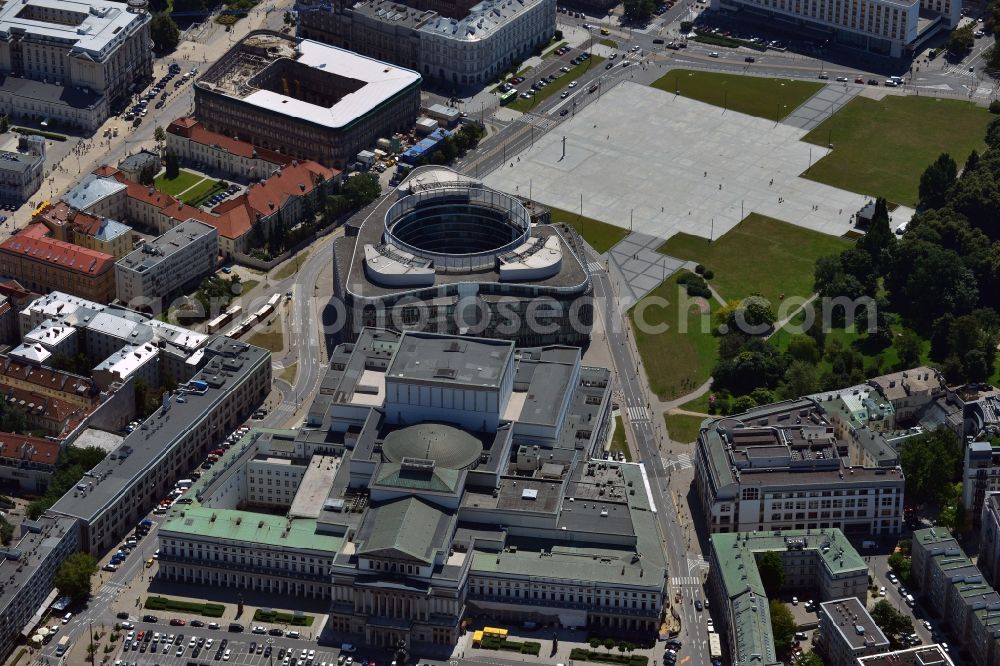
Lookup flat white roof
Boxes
[240,40,420,129]
[0,0,149,60]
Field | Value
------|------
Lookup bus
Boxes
[499,89,517,105]
[708,632,722,661]
[55,636,70,656]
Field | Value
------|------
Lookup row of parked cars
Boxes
[204,183,242,210]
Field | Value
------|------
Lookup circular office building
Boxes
[383,179,531,272]
[382,423,483,469]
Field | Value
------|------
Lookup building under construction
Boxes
[193,30,422,169]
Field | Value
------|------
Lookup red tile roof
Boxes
[0,223,116,275]
[167,117,294,167]
[0,431,59,466]
[0,384,79,432]
[98,159,338,242]
[0,279,39,306]
[35,201,110,239]
[0,356,96,399]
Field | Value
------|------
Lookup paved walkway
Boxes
[606,232,687,310]
[782,83,861,131]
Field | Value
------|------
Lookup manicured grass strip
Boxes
[145,596,225,618]
[279,363,297,385]
[651,69,823,121]
[248,329,283,352]
[802,95,990,206]
[253,608,314,626]
[630,270,718,400]
[610,415,632,461]
[273,250,310,280]
[479,637,541,656]
[239,279,259,295]
[599,38,618,48]
[548,205,628,254]
[154,169,203,197]
[13,127,67,141]
[657,213,851,305]
[665,413,705,443]
[183,179,228,206]
[508,56,606,112]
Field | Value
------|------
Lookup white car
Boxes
[791,596,798,605]
[62,612,72,624]
[923,620,932,631]
[223,648,232,661]
[567,81,578,88]
[121,622,134,630]
[252,626,267,634]
[206,638,215,648]
[879,586,886,596]
[709,52,719,57]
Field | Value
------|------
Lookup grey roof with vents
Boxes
[387,331,513,388]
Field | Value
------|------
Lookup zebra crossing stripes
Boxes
[587,261,605,274]
[671,576,701,587]
[626,405,647,422]
[661,453,693,470]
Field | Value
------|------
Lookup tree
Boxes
[164,151,179,180]
[768,600,796,650]
[919,153,958,209]
[947,22,975,54]
[899,427,963,504]
[149,13,179,52]
[154,126,166,145]
[54,552,97,602]
[966,149,981,173]
[623,0,656,21]
[342,173,381,207]
[870,599,913,640]
[859,197,896,263]
[781,361,820,399]
[986,116,1000,150]
[757,551,785,595]
[798,652,824,666]
[894,328,923,368]
[786,335,821,364]
[0,115,8,134]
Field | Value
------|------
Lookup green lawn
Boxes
[548,206,628,254]
[248,329,283,352]
[183,179,227,206]
[508,56,606,112]
[802,96,991,206]
[238,279,259,295]
[665,413,706,444]
[599,38,618,48]
[657,214,851,305]
[679,392,713,414]
[630,270,718,400]
[651,69,823,121]
[154,169,204,197]
[610,415,632,461]
[279,363,297,385]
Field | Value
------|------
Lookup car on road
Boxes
[269,628,284,636]
[631,45,640,51]
[923,620,933,631]
[208,622,220,630]
[708,52,719,57]
[568,80,578,88]
[855,76,865,83]
[745,56,755,62]
[560,108,569,116]
[836,76,848,81]
[560,91,570,98]
[887,572,898,584]
[170,619,186,626]
[560,66,570,72]
[879,586,886,596]
[694,599,703,611]
[62,613,72,624]
[653,38,664,44]
[818,73,829,79]
[867,78,879,85]
[606,62,614,69]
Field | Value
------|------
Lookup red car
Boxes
[169,619,186,626]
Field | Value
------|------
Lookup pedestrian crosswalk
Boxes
[671,576,701,587]
[587,261,604,273]
[662,453,693,470]
[626,405,647,422]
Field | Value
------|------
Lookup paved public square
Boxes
[484,82,873,246]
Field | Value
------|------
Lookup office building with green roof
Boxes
[707,529,868,666]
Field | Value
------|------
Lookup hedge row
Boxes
[692,30,767,52]
[569,649,648,666]
[144,596,226,618]
[12,127,67,141]
[253,609,314,626]
[479,637,541,655]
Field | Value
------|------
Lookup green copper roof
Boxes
[161,506,343,554]
[373,462,462,494]
[357,497,452,563]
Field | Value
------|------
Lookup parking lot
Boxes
[115,627,343,666]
